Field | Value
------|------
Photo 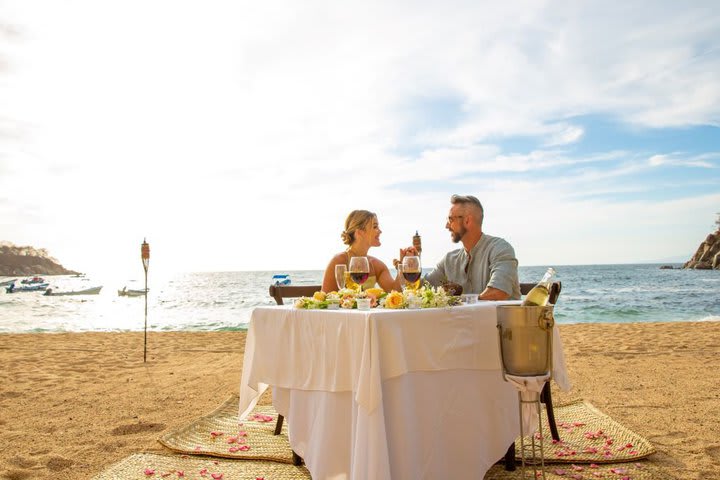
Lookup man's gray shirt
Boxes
[425,233,521,299]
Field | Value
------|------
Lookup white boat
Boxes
[44,286,103,296]
[6,282,50,293]
[118,287,147,297]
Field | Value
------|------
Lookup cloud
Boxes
[648,153,717,168]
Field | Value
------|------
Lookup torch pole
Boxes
[143,266,148,362]
[141,239,150,363]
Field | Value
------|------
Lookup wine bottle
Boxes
[413,231,422,256]
[522,267,556,307]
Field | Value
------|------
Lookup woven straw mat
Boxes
[92,453,310,480]
[158,394,294,464]
[518,400,656,464]
[486,461,672,480]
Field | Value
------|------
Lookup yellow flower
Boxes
[384,291,405,309]
[313,291,326,301]
[364,287,384,298]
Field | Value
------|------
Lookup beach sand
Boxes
[0,322,718,480]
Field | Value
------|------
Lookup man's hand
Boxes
[394,246,419,268]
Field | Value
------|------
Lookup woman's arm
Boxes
[321,253,346,293]
[372,257,403,292]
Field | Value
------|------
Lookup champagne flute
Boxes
[335,264,347,291]
[401,256,422,291]
[348,256,370,292]
[396,263,407,290]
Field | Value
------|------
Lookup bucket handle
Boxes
[538,308,555,330]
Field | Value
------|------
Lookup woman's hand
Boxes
[393,246,419,268]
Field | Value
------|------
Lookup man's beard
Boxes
[451,226,466,243]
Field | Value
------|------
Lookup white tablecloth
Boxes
[238,302,571,480]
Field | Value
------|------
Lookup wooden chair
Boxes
[268,284,322,466]
[504,281,562,470]
[269,284,321,306]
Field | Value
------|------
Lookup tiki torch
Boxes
[141,238,150,362]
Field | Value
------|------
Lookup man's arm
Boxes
[423,255,447,287]
[484,240,520,300]
[479,286,510,300]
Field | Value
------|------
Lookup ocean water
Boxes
[0,264,718,333]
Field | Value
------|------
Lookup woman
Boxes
[321,210,408,293]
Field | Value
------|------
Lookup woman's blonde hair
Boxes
[341,210,376,245]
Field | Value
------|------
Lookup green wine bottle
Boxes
[522,267,556,306]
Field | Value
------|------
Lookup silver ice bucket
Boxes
[497,305,554,377]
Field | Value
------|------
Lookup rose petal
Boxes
[144,469,155,476]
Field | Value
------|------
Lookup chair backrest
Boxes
[520,281,562,305]
[269,284,322,305]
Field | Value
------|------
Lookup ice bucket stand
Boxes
[497,305,555,479]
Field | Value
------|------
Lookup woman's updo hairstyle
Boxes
[341,210,376,246]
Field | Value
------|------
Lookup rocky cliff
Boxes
[683,229,720,270]
[0,242,80,276]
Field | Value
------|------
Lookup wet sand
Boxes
[0,322,718,479]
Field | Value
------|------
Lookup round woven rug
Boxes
[158,395,294,464]
[519,400,656,464]
[93,453,310,480]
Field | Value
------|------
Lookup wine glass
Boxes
[335,264,347,291]
[401,256,421,291]
[348,256,370,291]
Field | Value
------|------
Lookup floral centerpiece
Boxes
[294,283,461,310]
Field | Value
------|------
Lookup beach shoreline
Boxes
[1,322,719,479]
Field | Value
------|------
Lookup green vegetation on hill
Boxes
[0,242,79,276]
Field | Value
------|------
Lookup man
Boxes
[425,194,521,300]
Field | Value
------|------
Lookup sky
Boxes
[1,0,719,279]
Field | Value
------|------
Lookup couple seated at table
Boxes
[321,194,521,300]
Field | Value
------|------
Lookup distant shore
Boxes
[0,322,719,479]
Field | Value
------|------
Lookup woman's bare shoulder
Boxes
[329,252,348,264]
[368,255,388,270]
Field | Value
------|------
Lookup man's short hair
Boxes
[450,194,484,224]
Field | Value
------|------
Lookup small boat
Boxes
[21,276,46,285]
[118,287,148,297]
[272,274,291,286]
[6,282,50,293]
[44,286,103,296]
